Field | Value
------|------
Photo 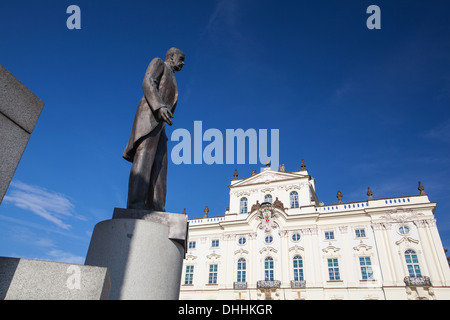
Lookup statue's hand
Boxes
[158,108,173,126]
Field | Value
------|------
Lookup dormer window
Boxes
[264,194,273,204]
[240,197,248,214]
[290,191,299,208]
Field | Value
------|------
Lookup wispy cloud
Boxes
[3,181,82,230]
[45,249,85,265]
[201,0,241,40]
[424,119,450,143]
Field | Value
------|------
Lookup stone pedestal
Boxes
[84,208,188,300]
[0,257,110,300]
[0,65,44,204]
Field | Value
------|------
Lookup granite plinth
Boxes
[84,209,188,300]
[0,65,44,204]
[0,257,110,300]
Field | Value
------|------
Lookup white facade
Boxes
[180,164,450,300]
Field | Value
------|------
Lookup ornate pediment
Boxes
[230,169,306,188]
[395,237,419,246]
[259,246,278,254]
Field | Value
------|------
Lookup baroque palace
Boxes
[179,161,450,300]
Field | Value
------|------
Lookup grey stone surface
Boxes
[0,65,44,134]
[112,208,189,246]
[0,257,110,300]
[0,65,44,204]
[0,114,30,204]
[85,216,185,300]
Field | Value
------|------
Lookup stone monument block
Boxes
[0,257,110,300]
[85,209,188,300]
[0,65,44,204]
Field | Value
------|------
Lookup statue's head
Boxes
[165,47,185,71]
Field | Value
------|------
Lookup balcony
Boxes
[290,280,306,288]
[233,282,247,289]
[404,276,432,287]
[257,280,281,289]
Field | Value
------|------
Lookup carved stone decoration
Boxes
[203,206,209,218]
[251,200,261,213]
[300,159,307,171]
[257,202,279,233]
[380,210,424,223]
[337,191,343,204]
[367,187,374,200]
[273,197,285,212]
[418,181,427,196]
[233,169,239,180]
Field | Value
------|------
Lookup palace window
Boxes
[405,249,422,278]
[292,232,301,242]
[359,256,374,280]
[355,228,366,238]
[238,237,246,245]
[325,231,335,240]
[264,194,273,204]
[290,191,299,208]
[188,241,196,249]
[240,197,248,214]
[237,258,246,283]
[184,265,194,285]
[399,225,410,235]
[264,257,274,281]
[265,235,273,244]
[327,258,340,280]
[211,239,219,248]
[208,264,218,284]
[293,255,304,281]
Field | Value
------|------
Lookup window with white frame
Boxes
[355,228,366,238]
[404,249,422,278]
[290,191,299,208]
[325,231,335,240]
[208,264,218,284]
[264,194,273,204]
[184,265,194,285]
[264,256,274,281]
[264,235,273,244]
[240,197,248,213]
[399,225,410,235]
[359,256,374,280]
[188,241,196,249]
[292,232,301,242]
[237,258,246,283]
[238,236,246,245]
[293,255,304,281]
[327,258,340,280]
[211,239,219,248]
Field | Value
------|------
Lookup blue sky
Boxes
[0,0,450,264]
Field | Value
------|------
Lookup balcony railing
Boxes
[290,280,306,288]
[404,276,432,287]
[233,282,247,289]
[257,280,281,289]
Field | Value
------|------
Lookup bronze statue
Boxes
[123,47,185,211]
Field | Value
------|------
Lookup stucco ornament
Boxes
[257,202,279,232]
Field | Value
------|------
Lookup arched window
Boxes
[405,249,422,278]
[240,197,248,214]
[293,255,304,281]
[237,258,246,283]
[290,191,299,208]
[264,194,273,204]
[264,256,274,281]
